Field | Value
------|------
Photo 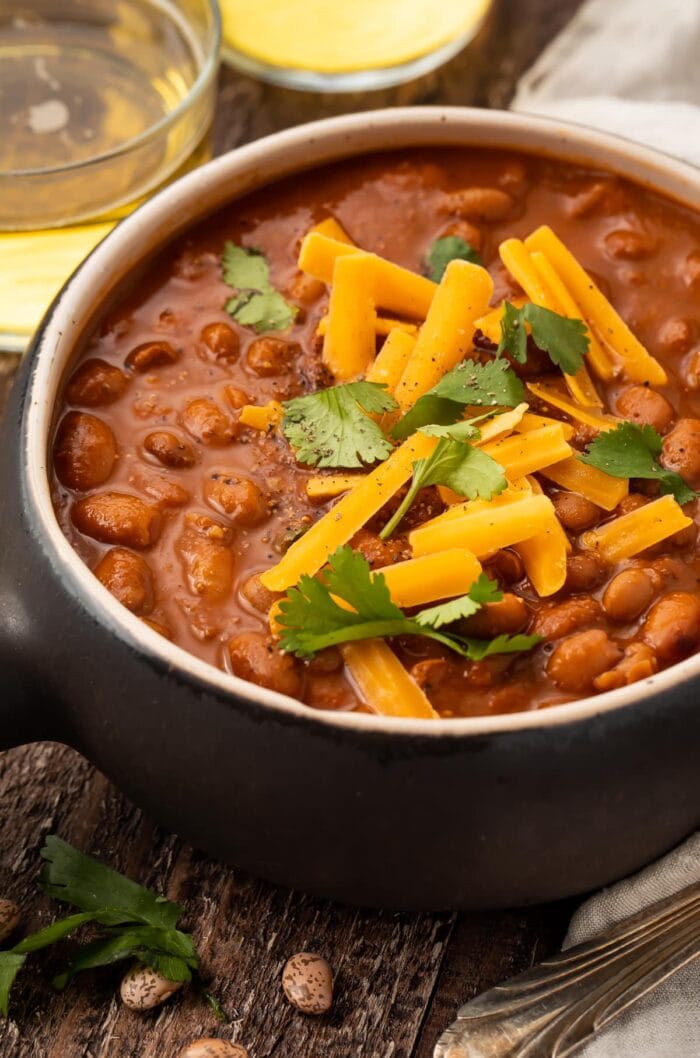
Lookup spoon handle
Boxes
[434,880,700,1058]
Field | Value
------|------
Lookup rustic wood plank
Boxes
[0,1,584,1054]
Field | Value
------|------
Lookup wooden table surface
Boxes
[0,2,582,1054]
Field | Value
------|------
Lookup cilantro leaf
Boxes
[222,242,297,333]
[497,302,589,375]
[392,359,525,440]
[380,437,506,539]
[497,301,528,364]
[0,953,26,1017]
[426,236,482,282]
[41,836,182,929]
[282,381,398,468]
[276,546,541,663]
[420,410,495,442]
[415,573,502,629]
[579,421,697,505]
[52,926,198,990]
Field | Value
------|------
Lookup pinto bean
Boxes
[120,965,183,1010]
[204,472,268,527]
[566,180,616,219]
[604,229,656,260]
[287,271,325,304]
[439,219,483,253]
[461,594,529,638]
[144,430,196,468]
[0,899,21,944]
[615,385,674,432]
[551,491,601,532]
[240,572,282,614]
[181,398,235,446]
[227,631,303,698]
[65,358,128,407]
[142,616,172,639]
[72,492,161,548]
[602,568,656,621]
[565,553,608,594]
[594,642,658,692]
[641,591,700,663]
[681,250,700,291]
[179,1041,250,1058]
[444,187,515,222]
[94,548,155,615]
[349,528,408,569]
[662,418,700,486]
[130,467,190,508]
[178,514,234,600]
[246,337,300,377]
[282,952,334,1014]
[547,629,624,692]
[658,318,695,357]
[483,548,524,587]
[533,597,602,641]
[54,411,117,490]
[200,322,240,361]
[125,340,179,372]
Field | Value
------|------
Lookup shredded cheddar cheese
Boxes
[410,491,554,558]
[365,328,416,390]
[539,456,628,512]
[306,474,366,501]
[239,401,284,432]
[526,382,619,432]
[524,225,667,385]
[480,423,572,480]
[377,549,482,608]
[341,640,438,719]
[581,494,691,562]
[322,253,377,380]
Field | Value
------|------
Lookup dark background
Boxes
[0,1,584,1054]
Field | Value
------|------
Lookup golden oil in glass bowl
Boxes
[220,0,492,90]
[0,0,220,351]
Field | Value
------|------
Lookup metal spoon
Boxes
[434,880,700,1058]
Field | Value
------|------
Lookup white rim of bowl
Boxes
[26,106,700,737]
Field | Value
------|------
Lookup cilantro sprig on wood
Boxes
[0,837,223,1018]
[580,421,697,505]
[276,546,541,661]
[222,242,297,333]
[380,436,507,539]
[497,301,589,375]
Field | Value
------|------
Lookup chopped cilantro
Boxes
[497,301,589,375]
[222,242,297,333]
[275,547,541,662]
[0,837,224,1019]
[380,437,507,539]
[392,359,525,440]
[579,421,697,505]
[282,381,398,469]
[426,235,483,282]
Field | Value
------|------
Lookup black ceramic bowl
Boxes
[2,109,699,910]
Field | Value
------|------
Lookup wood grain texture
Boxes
[0,1,582,1054]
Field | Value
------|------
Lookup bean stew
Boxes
[51,148,700,718]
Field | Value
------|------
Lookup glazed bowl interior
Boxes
[29,106,700,737]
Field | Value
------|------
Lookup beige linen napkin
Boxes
[511,1,700,1053]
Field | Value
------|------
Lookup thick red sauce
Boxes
[51,148,700,717]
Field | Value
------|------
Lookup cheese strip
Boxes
[527,382,619,432]
[298,232,436,318]
[323,253,377,380]
[524,226,667,385]
[410,492,554,558]
[261,432,437,591]
[516,411,575,440]
[239,401,283,432]
[499,238,602,408]
[539,456,628,512]
[311,217,354,244]
[306,474,366,500]
[437,478,532,511]
[529,249,610,392]
[377,549,482,608]
[581,494,691,563]
[481,423,572,479]
[317,314,418,338]
[475,403,528,444]
[393,259,494,411]
[366,328,416,390]
[341,640,438,719]
[473,297,527,344]
[514,478,569,597]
